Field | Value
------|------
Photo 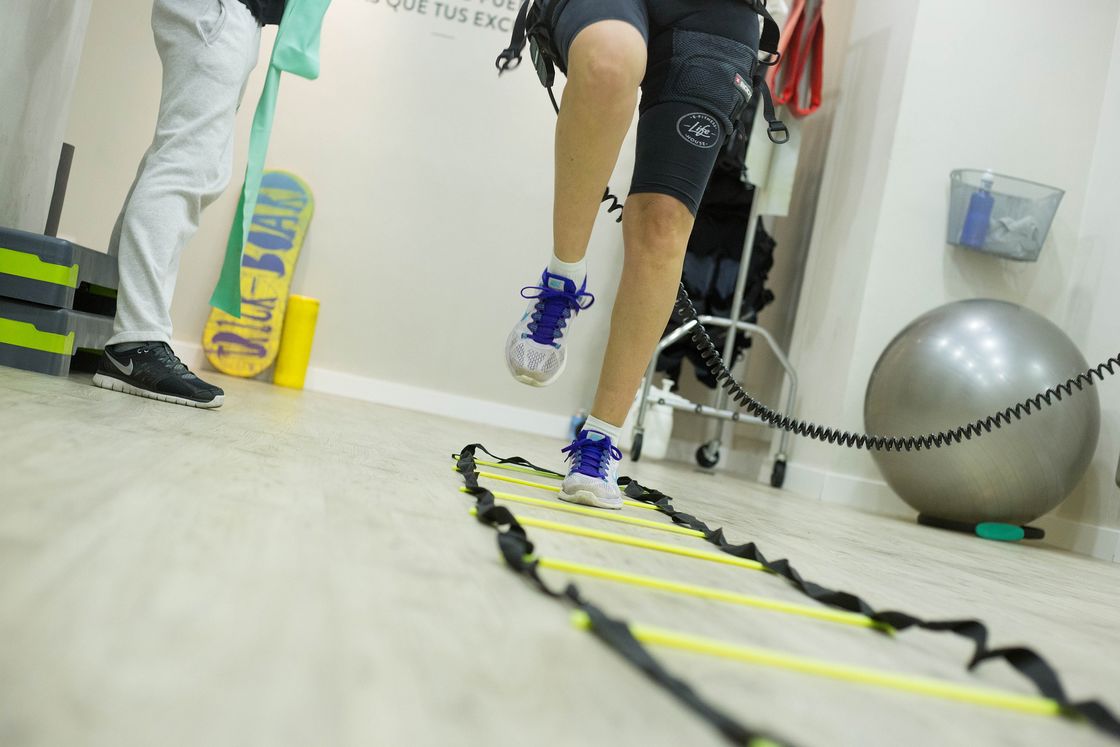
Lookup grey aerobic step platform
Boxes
[0,226,118,376]
[0,225,118,311]
[0,297,114,376]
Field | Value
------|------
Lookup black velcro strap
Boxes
[747,0,781,59]
[495,0,533,73]
[749,67,787,144]
[455,443,565,479]
[734,0,787,143]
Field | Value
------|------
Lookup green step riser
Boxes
[0,246,79,288]
[0,318,75,355]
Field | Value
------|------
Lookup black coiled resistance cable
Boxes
[597,182,1118,454]
[522,53,1118,455]
[673,286,1119,452]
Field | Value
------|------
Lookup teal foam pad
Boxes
[0,297,114,376]
[0,225,118,310]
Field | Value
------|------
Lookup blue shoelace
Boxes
[520,274,595,348]
[562,432,622,480]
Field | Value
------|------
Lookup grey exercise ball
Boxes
[864,299,1100,525]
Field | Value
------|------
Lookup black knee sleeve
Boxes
[630,30,759,214]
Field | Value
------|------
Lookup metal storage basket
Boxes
[947,169,1064,262]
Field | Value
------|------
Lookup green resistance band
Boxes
[210,0,332,317]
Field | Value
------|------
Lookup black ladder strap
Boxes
[456,444,1120,742]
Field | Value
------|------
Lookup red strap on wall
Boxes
[766,0,825,117]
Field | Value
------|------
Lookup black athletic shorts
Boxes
[550,0,763,213]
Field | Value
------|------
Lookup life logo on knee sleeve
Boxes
[676,113,721,148]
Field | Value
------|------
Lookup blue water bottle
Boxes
[959,170,995,248]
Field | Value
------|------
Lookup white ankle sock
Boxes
[582,415,622,445]
[547,255,587,285]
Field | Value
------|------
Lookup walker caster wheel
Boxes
[695,443,720,469]
[631,433,643,462]
[770,459,787,489]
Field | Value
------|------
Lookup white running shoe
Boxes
[558,430,623,510]
[506,270,594,387]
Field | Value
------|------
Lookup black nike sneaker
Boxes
[92,342,224,408]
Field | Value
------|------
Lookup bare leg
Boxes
[505,21,649,388]
[591,193,695,425]
[552,21,646,262]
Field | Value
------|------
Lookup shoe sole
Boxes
[507,350,567,388]
[93,373,224,409]
[558,489,623,511]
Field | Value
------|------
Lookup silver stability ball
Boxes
[864,299,1100,525]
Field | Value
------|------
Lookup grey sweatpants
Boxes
[107,0,260,345]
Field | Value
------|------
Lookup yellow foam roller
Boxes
[273,295,319,389]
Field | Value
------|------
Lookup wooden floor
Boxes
[2,366,1119,747]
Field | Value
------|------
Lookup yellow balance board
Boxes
[202,171,314,377]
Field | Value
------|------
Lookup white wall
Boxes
[785,0,1120,558]
[1,0,91,231]
[778,0,922,491]
[61,0,635,436]
[1062,14,1120,549]
[56,0,1120,556]
[730,0,856,448]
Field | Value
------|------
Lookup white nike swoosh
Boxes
[108,353,134,377]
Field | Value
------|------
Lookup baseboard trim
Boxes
[1034,514,1120,563]
[768,458,1120,563]
[774,458,910,517]
[172,340,570,439]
